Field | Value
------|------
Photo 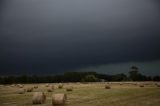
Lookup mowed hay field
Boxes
[0,82,160,106]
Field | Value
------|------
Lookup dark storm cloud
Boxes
[0,0,160,75]
[79,61,160,76]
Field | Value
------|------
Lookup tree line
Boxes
[0,66,160,84]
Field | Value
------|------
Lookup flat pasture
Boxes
[0,82,160,106]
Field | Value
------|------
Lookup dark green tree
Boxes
[129,66,139,81]
[112,73,128,81]
[153,76,160,81]
[128,66,148,81]
[81,75,99,82]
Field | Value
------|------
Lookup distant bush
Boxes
[81,75,99,82]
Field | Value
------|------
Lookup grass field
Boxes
[0,82,160,106]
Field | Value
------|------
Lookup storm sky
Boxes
[0,0,160,75]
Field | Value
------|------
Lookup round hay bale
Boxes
[27,87,33,92]
[58,84,63,89]
[32,92,46,104]
[17,84,23,88]
[139,84,144,87]
[119,83,123,85]
[66,87,73,91]
[34,85,38,89]
[156,84,160,87]
[47,88,53,92]
[45,84,49,87]
[52,94,67,106]
[105,85,111,89]
[10,84,15,87]
[17,89,25,94]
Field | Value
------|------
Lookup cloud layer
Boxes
[0,0,160,75]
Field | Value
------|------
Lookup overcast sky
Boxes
[0,0,160,75]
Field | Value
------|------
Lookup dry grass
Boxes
[0,82,160,106]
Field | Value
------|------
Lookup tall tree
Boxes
[129,66,140,81]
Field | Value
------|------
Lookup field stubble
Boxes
[0,82,160,106]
